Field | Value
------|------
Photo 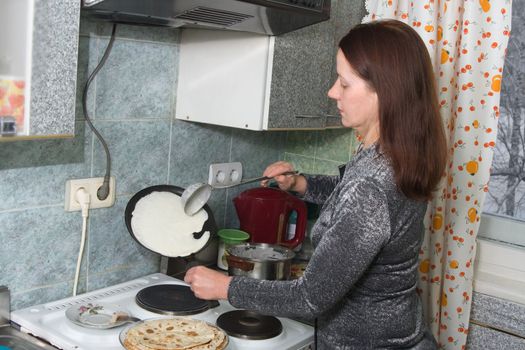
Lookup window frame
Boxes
[478,213,525,247]
[474,214,525,305]
[479,0,524,247]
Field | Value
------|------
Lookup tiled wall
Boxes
[0,20,356,310]
[284,129,357,176]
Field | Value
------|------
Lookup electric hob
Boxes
[11,273,314,350]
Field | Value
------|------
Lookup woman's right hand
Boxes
[262,161,306,194]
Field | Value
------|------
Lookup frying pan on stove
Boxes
[124,185,218,258]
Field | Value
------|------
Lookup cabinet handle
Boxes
[325,115,340,118]
[295,114,324,119]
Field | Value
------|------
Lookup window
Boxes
[481,4,525,247]
[475,3,525,305]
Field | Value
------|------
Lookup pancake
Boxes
[131,191,210,257]
[123,318,227,350]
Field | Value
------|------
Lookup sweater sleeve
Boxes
[227,177,391,318]
[302,174,340,205]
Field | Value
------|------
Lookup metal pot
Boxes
[226,243,295,280]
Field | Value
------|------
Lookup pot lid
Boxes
[125,185,217,258]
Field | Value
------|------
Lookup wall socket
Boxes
[208,162,243,188]
[65,177,116,211]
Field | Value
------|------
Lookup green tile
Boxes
[314,158,342,175]
[283,153,315,174]
[285,130,318,157]
[0,206,84,293]
[170,120,232,188]
[230,129,286,178]
[89,198,159,275]
[316,128,355,162]
[91,119,171,196]
[11,281,78,311]
[94,38,177,119]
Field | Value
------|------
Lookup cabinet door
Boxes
[0,0,32,136]
[0,0,79,140]
[266,4,336,130]
[176,29,273,131]
[325,0,367,128]
[29,0,80,138]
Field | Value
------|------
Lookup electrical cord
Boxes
[82,23,117,201]
[73,188,90,296]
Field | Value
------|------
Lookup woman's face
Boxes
[328,49,380,145]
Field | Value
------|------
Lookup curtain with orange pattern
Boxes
[363,0,512,348]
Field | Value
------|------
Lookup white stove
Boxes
[11,273,314,350]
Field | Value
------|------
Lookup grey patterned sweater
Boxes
[228,145,437,349]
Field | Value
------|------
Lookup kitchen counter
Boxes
[1,324,57,349]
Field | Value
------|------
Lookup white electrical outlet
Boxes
[65,177,116,211]
[208,162,243,187]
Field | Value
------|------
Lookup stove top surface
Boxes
[11,273,313,350]
[135,284,213,315]
[217,310,283,340]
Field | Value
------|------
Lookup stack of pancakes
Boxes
[123,318,227,350]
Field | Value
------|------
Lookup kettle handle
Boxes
[281,198,307,249]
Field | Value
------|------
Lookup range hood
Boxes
[81,0,330,36]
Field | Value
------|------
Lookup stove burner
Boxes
[135,285,210,315]
[216,310,282,340]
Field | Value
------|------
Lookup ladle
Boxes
[182,171,298,216]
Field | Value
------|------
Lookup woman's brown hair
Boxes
[339,19,447,201]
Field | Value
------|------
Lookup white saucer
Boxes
[65,303,131,329]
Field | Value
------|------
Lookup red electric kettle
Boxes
[233,187,307,249]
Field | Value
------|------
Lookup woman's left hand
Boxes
[184,266,232,300]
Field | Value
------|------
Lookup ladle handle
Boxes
[215,171,298,189]
[242,170,298,185]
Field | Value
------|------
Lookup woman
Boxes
[185,19,447,349]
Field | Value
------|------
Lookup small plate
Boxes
[65,303,132,329]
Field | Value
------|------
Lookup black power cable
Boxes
[82,23,117,200]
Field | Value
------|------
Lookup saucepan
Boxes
[226,243,295,280]
[124,185,218,258]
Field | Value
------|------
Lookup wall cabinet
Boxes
[266,5,336,130]
[0,0,79,140]
[325,0,368,128]
[175,0,366,131]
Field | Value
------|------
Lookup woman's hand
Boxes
[184,266,232,300]
[262,161,307,195]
